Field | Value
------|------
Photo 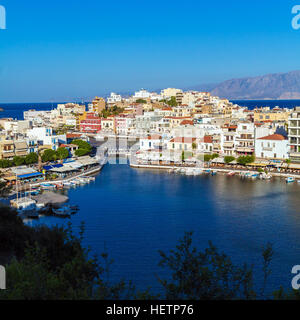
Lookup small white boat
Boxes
[193,169,203,175]
[40,183,56,190]
[227,171,235,176]
[185,169,194,176]
[286,177,295,183]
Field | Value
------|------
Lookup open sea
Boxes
[3,100,300,296]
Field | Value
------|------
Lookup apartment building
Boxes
[235,122,255,156]
[288,107,300,162]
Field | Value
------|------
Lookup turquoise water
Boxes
[28,161,300,295]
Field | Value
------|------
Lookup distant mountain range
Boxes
[189,70,300,100]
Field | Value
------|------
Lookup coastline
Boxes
[130,162,300,180]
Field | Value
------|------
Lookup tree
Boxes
[0,208,135,300]
[237,155,255,166]
[159,232,258,300]
[42,149,57,162]
[224,156,235,164]
[204,154,212,162]
[56,147,69,160]
[25,152,38,165]
[192,143,197,150]
[0,159,13,168]
[136,99,147,104]
[72,140,92,157]
[72,140,92,152]
[13,156,25,167]
[167,96,178,107]
[75,149,89,157]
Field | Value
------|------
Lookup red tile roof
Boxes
[180,120,194,126]
[143,135,162,140]
[258,134,287,141]
[170,137,196,143]
[66,133,82,139]
[203,136,213,143]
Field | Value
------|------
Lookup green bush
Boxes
[13,156,25,167]
[25,152,38,165]
[224,156,236,164]
[237,155,255,166]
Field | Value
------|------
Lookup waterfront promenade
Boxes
[130,161,300,180]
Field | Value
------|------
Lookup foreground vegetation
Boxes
[0,204,299,300]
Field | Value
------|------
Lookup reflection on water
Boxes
[29,162,300,295]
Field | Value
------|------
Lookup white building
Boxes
[134,89,151,99]
[26,127,59,150]
[107,92,122,104]
[255,134,289,160]
[140,135,162,151]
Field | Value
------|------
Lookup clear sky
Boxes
[1,0,300,102]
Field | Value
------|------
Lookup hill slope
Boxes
[209,71,300,100]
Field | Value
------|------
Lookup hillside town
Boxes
[1,88,300,189]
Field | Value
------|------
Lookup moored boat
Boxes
[286,177,295,183]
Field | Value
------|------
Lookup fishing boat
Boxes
[286,177,295,183]
[227,171,235,176]
[40,183,56,190]
[251,173,259,180]
[53,206,71,218]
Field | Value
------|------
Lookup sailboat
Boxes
[11,179,38,219]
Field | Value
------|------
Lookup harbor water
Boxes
[27,159,300,295]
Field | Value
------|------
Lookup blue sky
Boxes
[1,0,300,102]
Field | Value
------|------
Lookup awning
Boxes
[287,163,300,170]
[67,161,83,169]
[12,167,37,175]
[17,172,43,179]
[211,157,225,164]
[248,163,267,167]
[43,164,64,171]
[50,165,75,173]
[4,176,17,181]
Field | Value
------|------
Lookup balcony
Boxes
[289,152,300,158]
[236,137,254,141]
[262,147,273,152]
[236,146,254,153]
[223,142,234,148]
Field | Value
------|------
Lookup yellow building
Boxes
[92,97,106,113]
[253,110,290,122]
[161,88,183,99]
